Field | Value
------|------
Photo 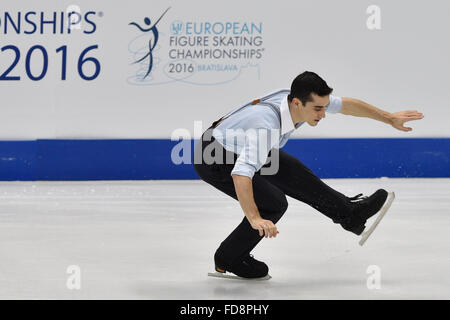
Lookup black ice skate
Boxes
[341,189,395,246]
[208,252,271,280]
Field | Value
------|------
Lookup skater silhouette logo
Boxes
[129,7,170,79]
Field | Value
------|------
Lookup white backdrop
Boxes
[0,0,447,139]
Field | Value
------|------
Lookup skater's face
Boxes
[293,93,329,126]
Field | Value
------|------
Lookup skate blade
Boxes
[359,192,395,246]
[207,272,272,281]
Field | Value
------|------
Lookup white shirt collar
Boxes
[280,95,296,135]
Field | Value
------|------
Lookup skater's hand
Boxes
[390,110,424,132]
[250,218,279,238]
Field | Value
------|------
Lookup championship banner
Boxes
[0,0,448,179]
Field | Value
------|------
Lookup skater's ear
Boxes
[291,97,303,108]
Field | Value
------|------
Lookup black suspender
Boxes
[211,89,289,129]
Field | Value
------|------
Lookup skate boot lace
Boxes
[349,193,368,203]
[242,254,255,264]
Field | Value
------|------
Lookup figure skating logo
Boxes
[127,10,264,86]
[129,7,170,79]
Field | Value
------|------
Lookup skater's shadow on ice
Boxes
[210,280,272,299]
[132,279,273,299]
[132,277,402,299]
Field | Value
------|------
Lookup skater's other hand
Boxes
[390,110,424,132]
[250,218,279,238]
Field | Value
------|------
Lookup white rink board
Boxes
[0,0,447,139]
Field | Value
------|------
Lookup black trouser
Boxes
[193,128,352,266]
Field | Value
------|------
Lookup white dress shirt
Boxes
[212,89,342,178]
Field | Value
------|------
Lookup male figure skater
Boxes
[194,71,424,279]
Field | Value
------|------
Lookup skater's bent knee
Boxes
[280,198,288,214]
[271,198,288,221]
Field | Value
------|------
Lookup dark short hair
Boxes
[288,71,333,105]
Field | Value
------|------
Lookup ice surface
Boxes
[0,178,449,299]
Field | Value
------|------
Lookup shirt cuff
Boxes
[231,165,256,179]
[326,95,342,114]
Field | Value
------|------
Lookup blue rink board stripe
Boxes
[0,138,449,180]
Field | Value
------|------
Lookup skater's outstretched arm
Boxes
[340,97,424,132]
